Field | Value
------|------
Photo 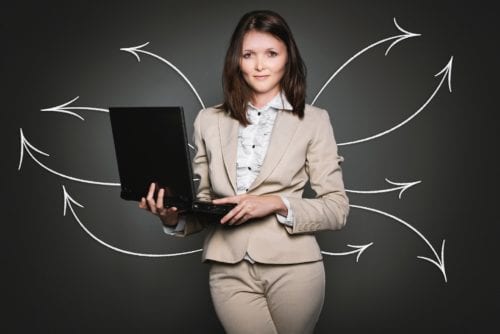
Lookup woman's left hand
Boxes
[213,195,287,225]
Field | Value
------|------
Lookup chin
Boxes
[252,87,273,94]
[249,84,279,94]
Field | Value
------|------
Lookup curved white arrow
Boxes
[62,185,369,260]
[321,242,373,262]
[120,42,206,109]
[41,96,108,121]
[350,204,447,282]
[311,17,420,106]
[346,178,421,199]
[338,56,454,146]
[62,185,203,257]
[18,128,120,186]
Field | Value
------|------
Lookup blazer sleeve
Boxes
[169,109,213,237]
[285,109,349,235]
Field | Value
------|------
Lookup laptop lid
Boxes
[108,106,195,208]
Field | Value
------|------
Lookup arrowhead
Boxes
[62,185,84,216]
[385,178,422,199]
[347,242,374,262]
[18,128,50,171]
[120,42,150,62]
[41,96,85,120]
[417,239,447,282]
[385,17,421,55]
[434,56,453,92]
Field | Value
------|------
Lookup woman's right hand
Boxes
[139,182,180,227]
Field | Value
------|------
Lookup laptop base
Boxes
[163,197,235,216]
[191,201,236,216]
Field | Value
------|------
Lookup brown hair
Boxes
[218,10,307,125]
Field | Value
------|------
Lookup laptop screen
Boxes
[108,106,195,205]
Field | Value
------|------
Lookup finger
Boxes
[234,214,251,225]
[139,197,147,209]
[146,182,156,200]
[146,196,158,215]
[168,207,178,214]
[220,205,241,224]
[156,188,165,210]
[228,207,248,225]
[159,207,177,218]
[213,196,240,205]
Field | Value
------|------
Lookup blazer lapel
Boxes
[248,111,300,191]
[218,112,239,193]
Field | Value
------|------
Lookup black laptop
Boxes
[108,106,235,216]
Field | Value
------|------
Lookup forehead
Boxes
[242,30,286,50]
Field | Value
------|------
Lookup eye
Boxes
[242,53,251,59]
[268,51,278,57]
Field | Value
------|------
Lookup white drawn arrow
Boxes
[40,96,198,151]
[346,178,421,199]
[321,242,373,262]
[41,96,108,121]
[120,42,206,109]
[338,56,454,146]
[350,204,447,282]
[62,185,369,260]
[18,128,120,186]
[311,17,420,106]
[62,185,203,257]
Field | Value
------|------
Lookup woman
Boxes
[139,10,349,334]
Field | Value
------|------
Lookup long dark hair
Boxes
[218,10,307,125]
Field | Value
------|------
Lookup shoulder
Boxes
[302,104,330,123]
[300,104,336,140]
[193,104,230,136]
[195,104,227,121]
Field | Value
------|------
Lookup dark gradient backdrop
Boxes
[2,0,496,333]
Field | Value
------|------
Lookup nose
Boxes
[255,55,264,71]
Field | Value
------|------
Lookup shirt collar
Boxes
[248,91,293,112]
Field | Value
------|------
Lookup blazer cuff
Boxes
[276,195,294,227]
[162,216,187,235]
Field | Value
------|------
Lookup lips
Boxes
[254,75,270,80]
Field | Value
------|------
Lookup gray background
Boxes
[2,0,496,333]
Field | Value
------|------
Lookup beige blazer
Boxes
[176,104,349,264]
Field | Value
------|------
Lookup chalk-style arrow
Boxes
[321,242,373,262]
[346,178,421,199]
[62,186,370,260]
[41,96,198,152]
[62,185,203,257]
[338,56,454,146]
[18,129,120,186]
[350,204,447,282]
[311,17,420,106]
[120,42,206,109]
[41,96,108,121]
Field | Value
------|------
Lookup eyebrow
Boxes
[242,48,278,52]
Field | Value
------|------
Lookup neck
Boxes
[251,89,280,109]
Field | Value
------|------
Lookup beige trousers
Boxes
[209,260,325,334]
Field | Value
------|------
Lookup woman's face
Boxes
[240,30,288,103]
